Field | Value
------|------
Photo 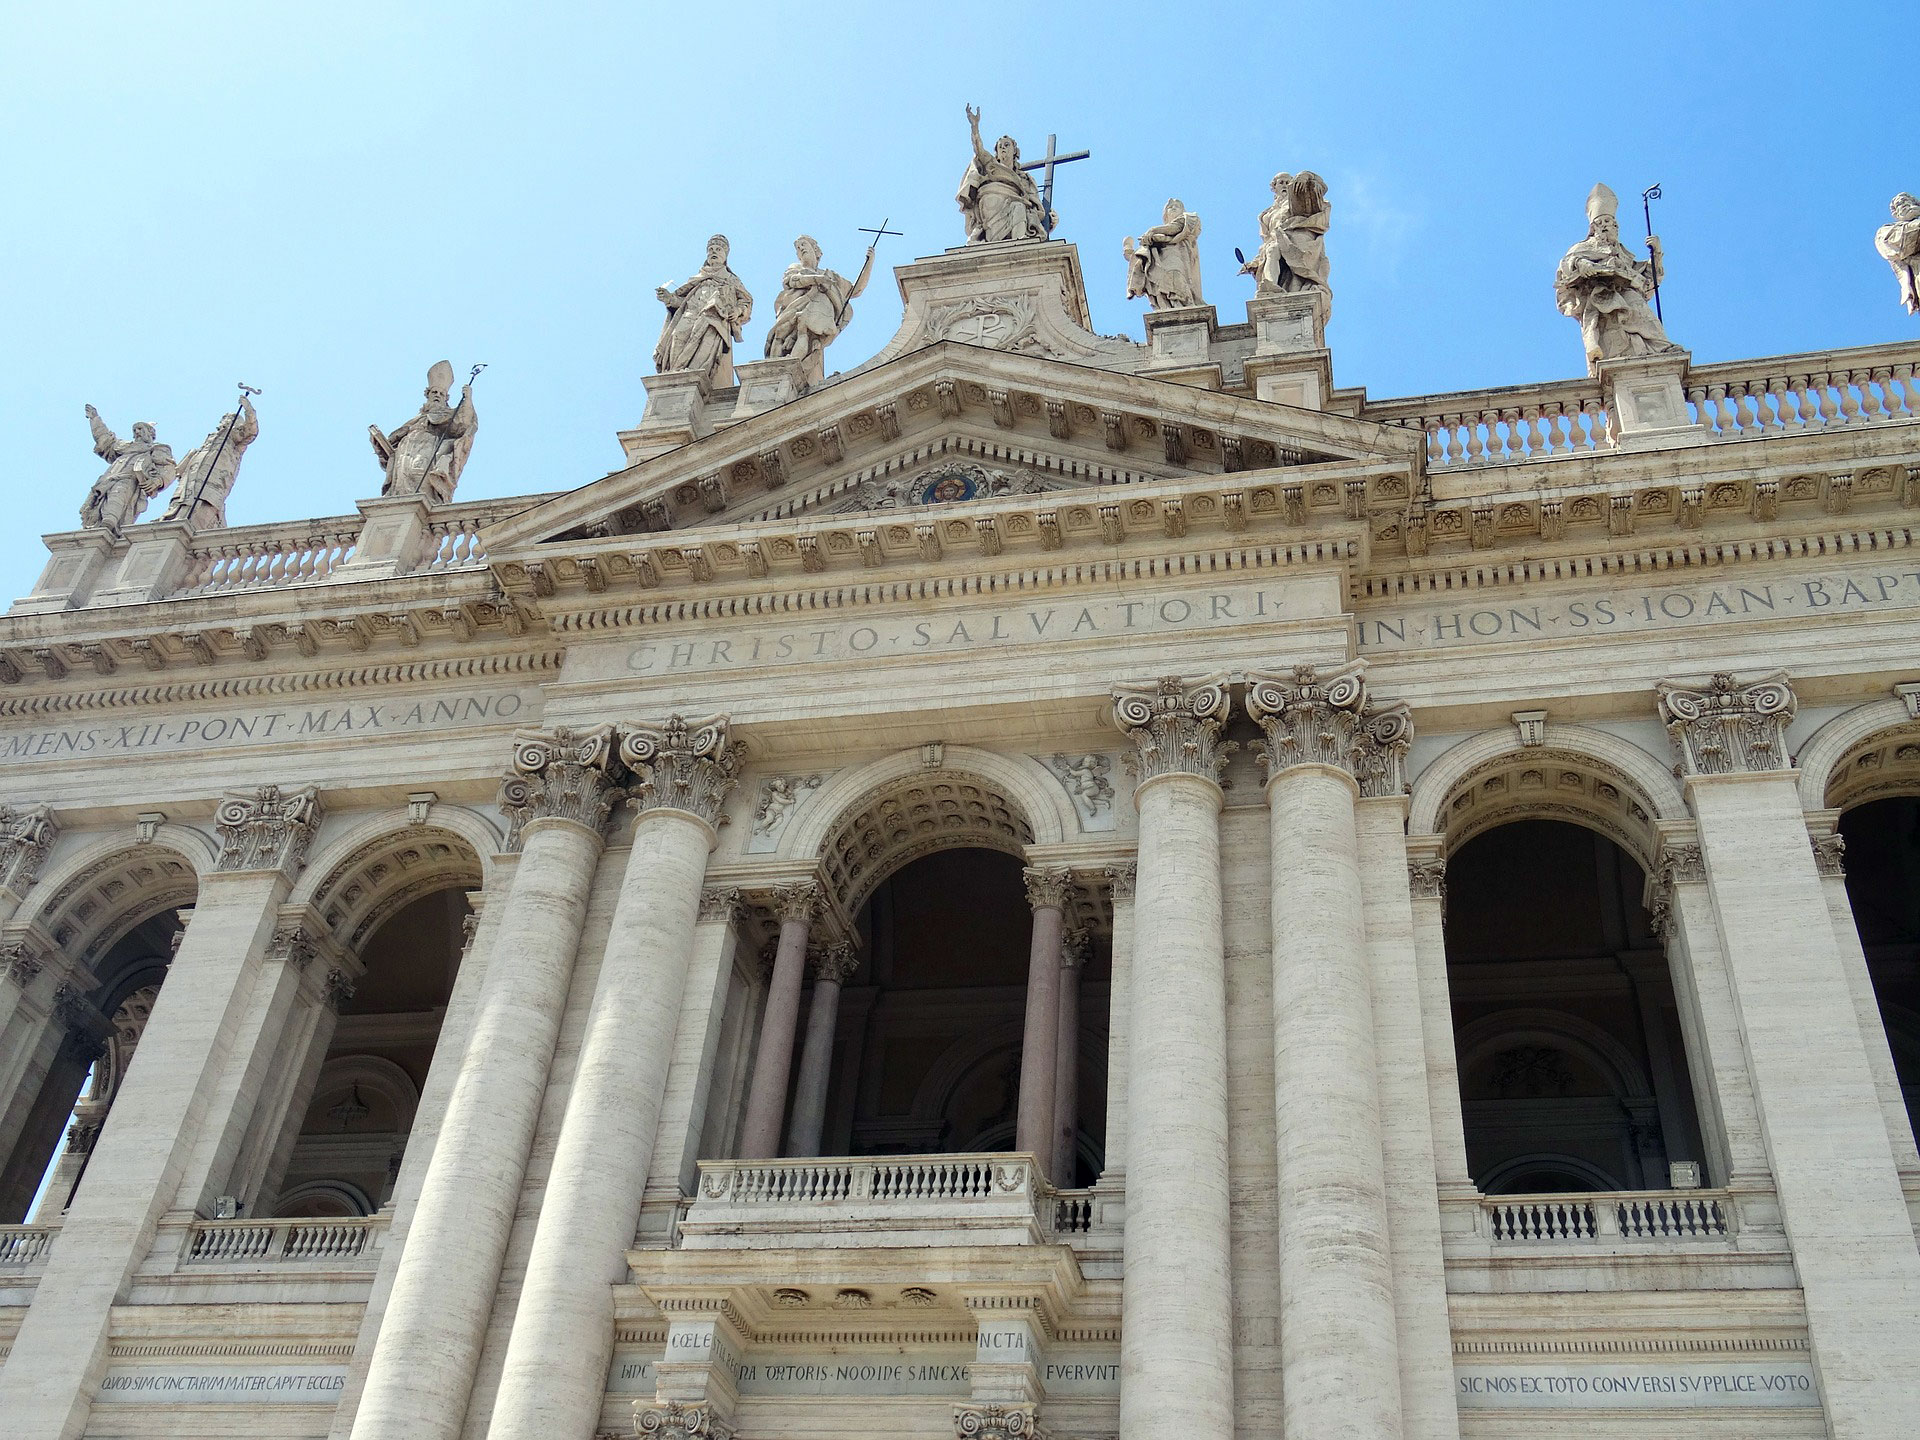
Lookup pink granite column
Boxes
[736,881,817,1159]
[784,942,859,1157]
[1052,928,1087,1184]
[1015,866,1070,1177]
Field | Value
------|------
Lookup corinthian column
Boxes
[786,942,859,1158]
[738,880,819,1158]
[1109,675,1234,1440]
[350,729,620,1440]
[489,716,739,1440]
[1015,866,1069,1172]
[1655,671,1920,1434]
[1245,663,1405,1440]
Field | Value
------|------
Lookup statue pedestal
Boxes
[90,521,196,608]
[619,370,713,464]
[329,496,434,583]
[1142,304,1222,389]
[10,530,121,614]
[1243,292,1333,410]
[1597,351,1699,451]
[731,356,810,420]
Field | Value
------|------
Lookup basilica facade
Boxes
[2,157,1920,1440]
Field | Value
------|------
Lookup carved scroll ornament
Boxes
[1655,671,1797,776]
[1110,674,1234,786]
[214,784,321,877]
[1245,662,1413,796]
[0,803,58,899]
[499,725,622,849]
[620,714,740,828]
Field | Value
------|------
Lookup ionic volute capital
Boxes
[633,1399,733,1440]
[499,724,623,849]
[1109,674,1234,787]
[1022,865,1073,912]
[214,785,321,878]
[953,1403,1046,1440]
[620,714,740,828]
[1245,662,1414,796]
[0,803,58,899]
[1655,670,1797,776]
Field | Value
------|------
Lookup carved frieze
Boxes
[1655,671,1797,776]
[923,294,1042,354]
[1244,663,1413,796]
[1110,674,1233,787]
[825,461,1061,516]
[500,725,623,849]
[0,802,57,899]
[621,715,740,828]
[1041,753,1116,831]
[214,785,321,878]
[747,773,824,853]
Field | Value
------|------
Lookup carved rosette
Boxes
[953,1403,1046,1440]
[0,803,57,899]
[620,715,741,828]
[1245,663,1414,796]
[1655,671,1797,776]
[808,941,861,985]
[770,880,821,927]
[1109,675,1234,787]
[699,886,745,924]
[1022,865,1073,912]
[1104,861,1137,899]
[214,785,321,877]
[1812,834,1846,877]
[499,725,622,849]
[633,1400,732,1440]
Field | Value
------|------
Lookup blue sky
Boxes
[0,3,1910,595]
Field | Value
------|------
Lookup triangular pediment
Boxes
[483,342,1418,555]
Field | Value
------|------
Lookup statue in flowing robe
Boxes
[1125,199,1204,309]
[763,235,875,391]
[956,105,1047,244]
[81,406,175,534]
[369,361,477,506]
[654,234,754,387]
[1876,192,1920,316]
[163,394,257,530]
[1243,171,1332,314]
[1555,183,1676,368]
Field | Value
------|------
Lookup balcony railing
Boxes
[681,1153,1098,1251]
[1479,1190,1731,1244]
[182,1215,382,1265]
[0,1224,54,1266]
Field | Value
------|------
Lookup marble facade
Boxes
[2,202,1920,1440]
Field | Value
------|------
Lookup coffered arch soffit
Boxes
[22,827,212,969]
[787,745,1071,861]
[1455,1008,1655,1102]
[1795,698,1920,812]
[1410,724,1682,875]
[292,812,491,952]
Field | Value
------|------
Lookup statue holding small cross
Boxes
[956,106,1087,244]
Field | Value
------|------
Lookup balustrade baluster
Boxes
[1836,371,1865,422]
[1854,370,1888,421]
[1892,364,1920,417]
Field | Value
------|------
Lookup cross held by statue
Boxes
[1019,134,1090,236]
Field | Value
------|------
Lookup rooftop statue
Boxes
[1125,199,1204,310]
[1555,183,1677,368]
[1875,192,1920,316]
[654,234,754,388]
[162,393,258,531]
[1242,171,1331,312]
[369,361,477,506]
[763,234,876,392]
[81,405,175,535]
[957,105,1048,244]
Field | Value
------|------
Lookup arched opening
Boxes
[814,846,1110,1185]
[1444,819,1706,1194]
[269,887,471,1217]
[1835,796,1920,1147]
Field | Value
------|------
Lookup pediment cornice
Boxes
[481,342,1420,553]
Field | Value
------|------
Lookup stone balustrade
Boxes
[0,1224,55,1266]
[1366,379,1614,471]
[181,1214,384,1265]
[174,515,364,596]
[680,1153,1080,1250]
[1479,1190,1732,1245]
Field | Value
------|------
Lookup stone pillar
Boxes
[957,1293,1050,1437]
[637,1309,746,1440]
[0,805,59,1078]
[1108,675,1234,1440]
[1620,950,1695,1175]
[1015,866,1069,1174]
[1052,928,1087,1185]
[488,715,738,1440]
[1404,840,1472,1195]
[0,785,319,1440]
[349,728,620,1440]
[737,881,818,1159]
[1246,664,1405,1440]
[1657,671,1920,1435]
[785,942,859,1158]
[1098,865,1135,1182]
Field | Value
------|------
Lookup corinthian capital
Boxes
[770,879,821,924]
[620,715,741,827]
[1023,864,1073,911]
[1244,663,1414,796]
[1655,671,1796,776]
[808,941,861,984]
[0,803,57,900]
[499,725,622,849]
[214,785,321,877]
[1109,674,1233,787]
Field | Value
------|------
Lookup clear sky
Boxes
[0,3,1910,596]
